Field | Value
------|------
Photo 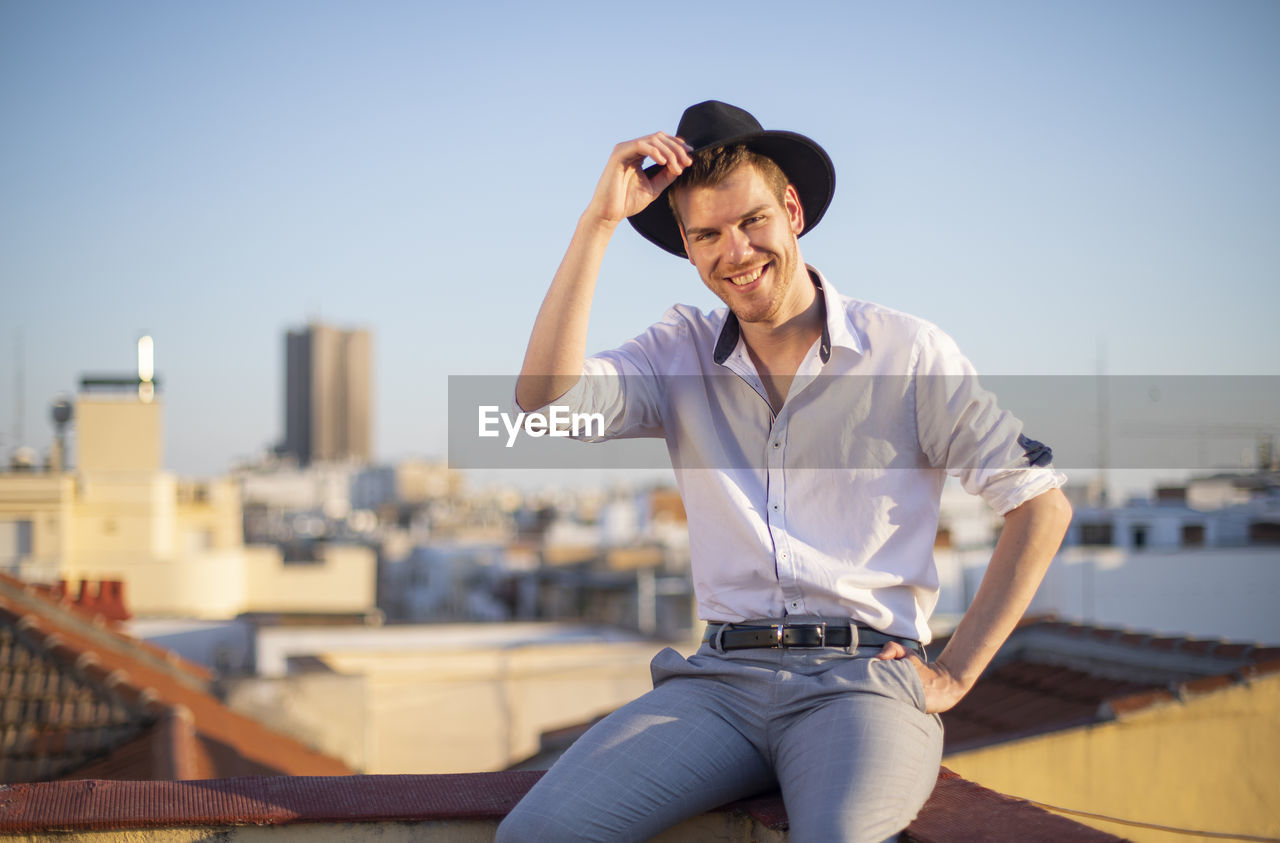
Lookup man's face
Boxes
[674,163,807,327]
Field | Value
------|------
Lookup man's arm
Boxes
[515,133,693,411]
[876,486,1073,713]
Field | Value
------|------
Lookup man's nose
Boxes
[725,227,753,264]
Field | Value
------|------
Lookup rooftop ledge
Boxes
[0,769,1123,842]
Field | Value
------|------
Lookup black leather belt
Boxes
[704,622,921,654]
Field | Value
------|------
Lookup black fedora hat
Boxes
[627,100,835,258]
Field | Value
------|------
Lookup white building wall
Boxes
[1030,545,1280,644]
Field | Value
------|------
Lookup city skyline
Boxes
[3,1,1278,481]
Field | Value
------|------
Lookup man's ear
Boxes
[785,184,804,235]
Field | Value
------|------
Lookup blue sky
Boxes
[3,0,1278,482]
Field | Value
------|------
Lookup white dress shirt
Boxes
[556,268,1065,643]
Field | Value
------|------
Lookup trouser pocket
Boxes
[649,646,695,686]
[862,655,929,713]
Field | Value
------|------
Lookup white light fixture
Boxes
[138,335,155,403]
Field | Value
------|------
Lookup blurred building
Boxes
[373,484,695,634]
[219,621,668,774]
[1026,471,1280,643]
[0,362,376,620]
[281,322,372,466]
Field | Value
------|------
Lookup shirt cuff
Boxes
[981,467,1068,516]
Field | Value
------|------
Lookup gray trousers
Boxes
[497,642,943,842]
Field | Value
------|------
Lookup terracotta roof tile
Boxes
[11,576,211,682]
[31,580,131,624]
[1103,689,1177,717]
[0,615,152,782]
[1179,638,1218,655]
[1212,643,1252,660]
[1253,646,1280,663]
[1242,653,1280,678]
[69,725,167,781]
[1182,674,1236,695]
[0,576,351,783]
[942,658,1162,753]
[1144,635,1181,652]
[941,617,1276,751]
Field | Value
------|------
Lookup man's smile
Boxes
[724,260,772,288]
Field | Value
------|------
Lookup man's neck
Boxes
[739,267,822,357]
[740,270,825,412]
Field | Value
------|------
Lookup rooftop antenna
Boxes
[13,331,24,450]
[1096,336,1109,505]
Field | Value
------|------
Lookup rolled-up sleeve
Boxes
[912,325,1066,514]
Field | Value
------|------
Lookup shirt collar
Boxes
[711,265,863,366]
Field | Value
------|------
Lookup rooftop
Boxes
[0,573,351,783]
[939,617,1280,754]
[0,581,1137,839]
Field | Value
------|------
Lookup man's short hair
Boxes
[668,144,790,231]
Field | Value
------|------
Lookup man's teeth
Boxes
[729,265,765,286]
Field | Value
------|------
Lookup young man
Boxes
[499,101,1072,842]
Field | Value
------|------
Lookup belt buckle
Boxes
[777,622,826,649]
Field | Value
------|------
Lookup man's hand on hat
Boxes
[586,132,694,228]
[873,640,966,714]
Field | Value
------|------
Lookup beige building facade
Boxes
[945,671,1280,842]
[0,390,375,619]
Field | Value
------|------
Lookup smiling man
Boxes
[499,101,1072,843]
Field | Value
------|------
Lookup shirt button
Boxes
[773,441,781,448]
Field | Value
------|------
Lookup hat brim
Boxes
[627,129,835,258]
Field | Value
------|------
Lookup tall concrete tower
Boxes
[282,323,372,466]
